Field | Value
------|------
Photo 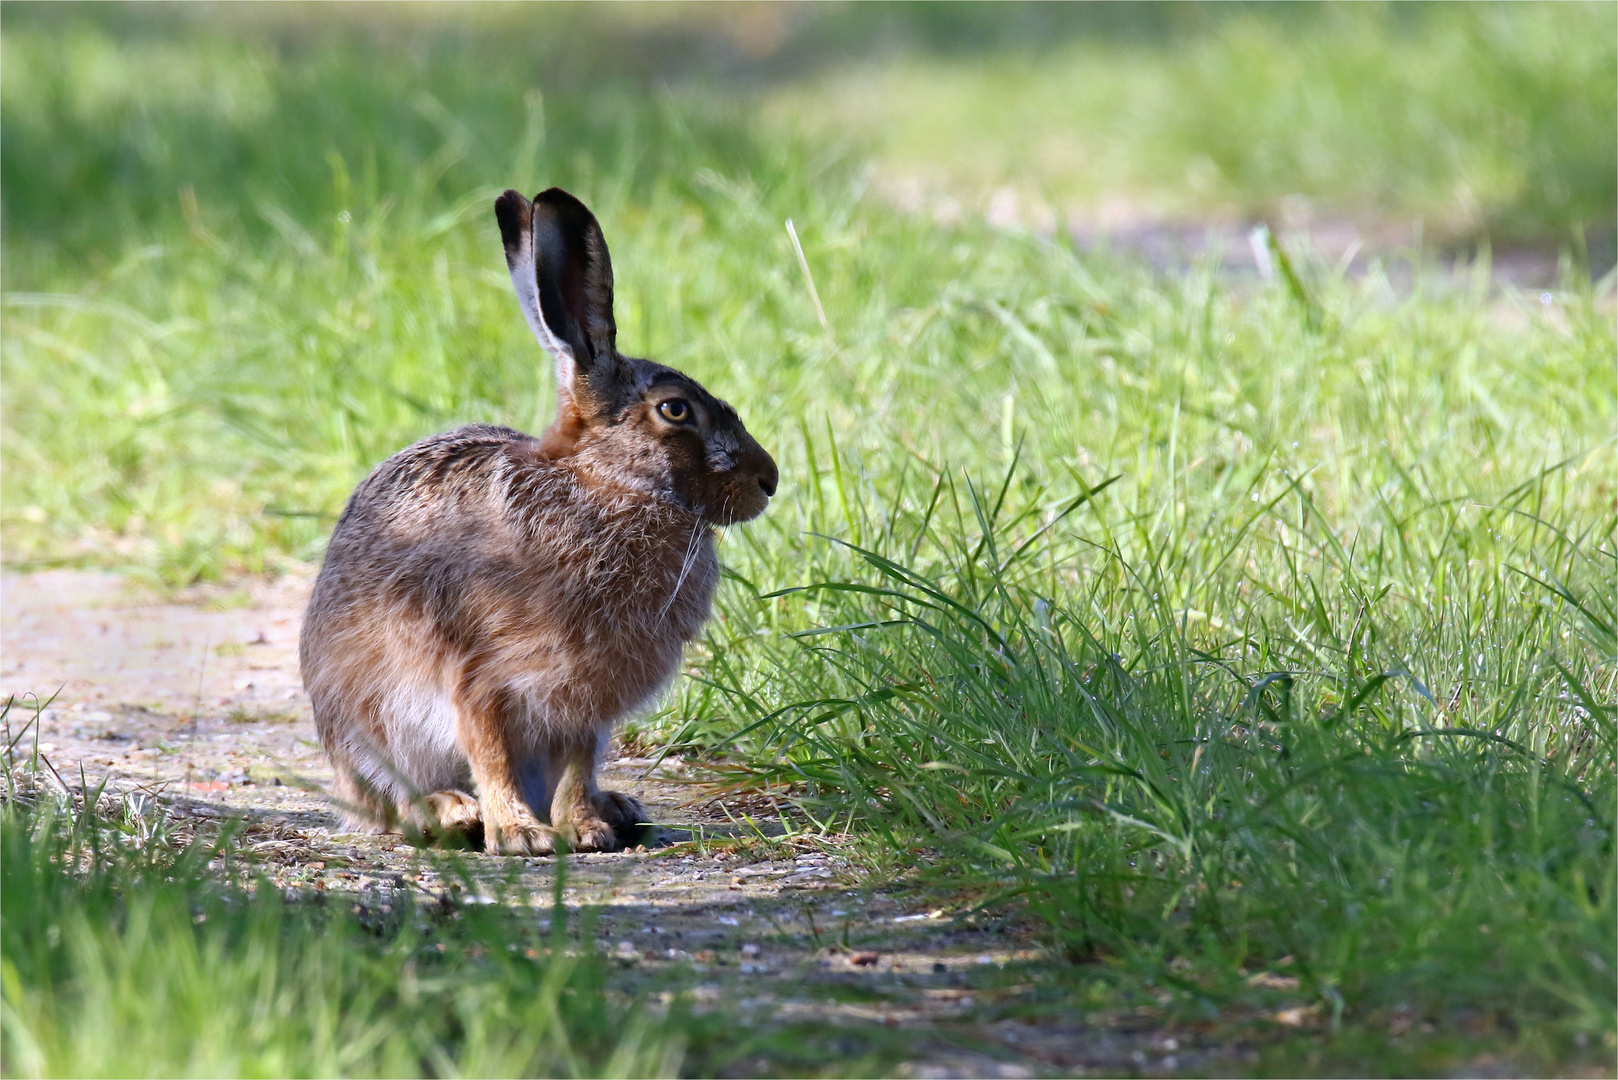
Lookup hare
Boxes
[299,187,777,854]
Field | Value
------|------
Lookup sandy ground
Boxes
[2,568,1269,1077]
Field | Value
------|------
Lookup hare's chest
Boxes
[559,521,718,637]
[530,535,718,722]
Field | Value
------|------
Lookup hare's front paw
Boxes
[486,815,556,856]
[564,815,620,853]
[594,790,650,840]
[559,791,649,852]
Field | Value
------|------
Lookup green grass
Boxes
[764,2,1617,241]
[2,4,1615,1075]
[0,780,972,1080]
[0,792,683,1078]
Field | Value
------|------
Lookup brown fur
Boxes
[299,189,776,854]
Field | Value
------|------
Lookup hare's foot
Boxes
[555,793,647,853]
[594,790,650,845]
[396,790,483,846]
[559,813,618,853]
[415,789,482,837]
[484,810,557,856]
[425,790,482,829]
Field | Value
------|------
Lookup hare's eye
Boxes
[658,399,693,424]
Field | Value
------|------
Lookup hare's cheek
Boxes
[696,473,732,516]
[651,456,701,511]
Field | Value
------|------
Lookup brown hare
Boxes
[299,187,777,854]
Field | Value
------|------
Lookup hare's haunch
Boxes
[299,188,777,854]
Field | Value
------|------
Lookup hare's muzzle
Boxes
[712,433,776,526]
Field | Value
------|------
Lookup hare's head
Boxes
[494,188,777,526]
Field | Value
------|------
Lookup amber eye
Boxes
[657,399,693,424]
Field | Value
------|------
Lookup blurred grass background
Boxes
[2,3,1614,1076]
[2,0,1612,576]
[4,3,1613,267]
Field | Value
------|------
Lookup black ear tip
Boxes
[532,187,595,221]
[494,190,531,247]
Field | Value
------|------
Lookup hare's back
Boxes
[309,424,544,608]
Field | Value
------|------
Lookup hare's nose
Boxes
[742,439,778,500]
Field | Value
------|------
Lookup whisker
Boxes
[660,513,706,620]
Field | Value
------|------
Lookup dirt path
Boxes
[2,569,1252,1077]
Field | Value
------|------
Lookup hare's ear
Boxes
[494,188,616,375]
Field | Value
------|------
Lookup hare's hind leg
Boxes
[454,685,557,856]
[330,763,395,833]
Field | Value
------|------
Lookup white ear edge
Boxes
[553,350,579,401]
[504,234,578,368]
